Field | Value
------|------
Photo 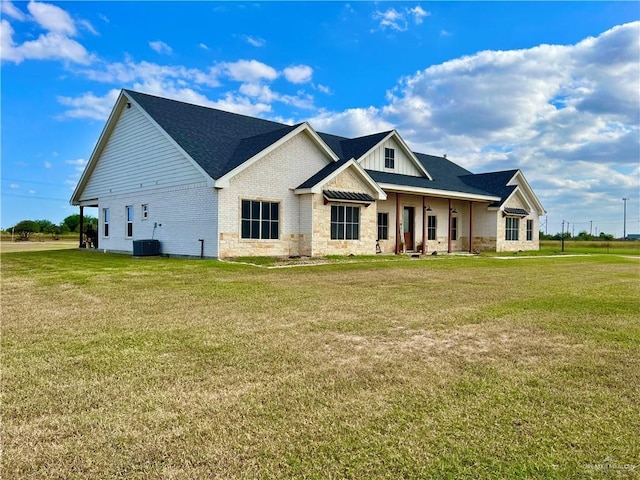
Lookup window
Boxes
[377,212,389,240]
[126,206,133,237]
[505,217,519,241]
[526,219,533,241]
[427,215,437,241]
[451,216,458,241]
[384,148,395,169]
[103,208,110,237]
[331,205,360,240]
[241,200,279,239]
[142,204,149,219]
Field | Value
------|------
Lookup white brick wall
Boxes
[217,130,332,257]
[98,183,218,258]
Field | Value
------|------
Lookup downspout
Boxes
[422,196,427,254]
[79,206,85,248]
[395,193,401,254]
[469,201,474,253]
[447,199,452,253]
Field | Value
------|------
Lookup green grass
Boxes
[540,240,640,256]
[2,251,639,479]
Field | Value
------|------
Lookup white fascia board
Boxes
[508,170,546,214]
[377,183,500,202]
[215,122,339,189]
[294,158,387,200]
[357,130,432,180]
[70,91,127,205]
[125,91,215,188]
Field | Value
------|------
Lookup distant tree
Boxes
[598,232,614,241]
[551,232,572,240]
[62,214,97,233]
[576,231,592,241]
[539,231,554,240]
[35,219,56,234]
[13,220,40,240]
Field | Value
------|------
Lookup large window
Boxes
[427,215,437,241]
[451,216,458,241]
[377,212,389,240]
[505,217,520,241]
[331,205,360,240]
[241,200,279,239]
[103,208,110,237]
[526,219,533,241]
[384,148,395,169]
[125,206,133,237]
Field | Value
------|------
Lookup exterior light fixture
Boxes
[425,205,432,211]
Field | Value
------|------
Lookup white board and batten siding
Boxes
[81,104,207,200]
[85,103,219,258]
[358,137,423,177]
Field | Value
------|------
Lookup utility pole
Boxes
[622,197,628,240]
[561,220,565,252]
[590,220,592,236]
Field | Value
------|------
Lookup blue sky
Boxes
[2,1,639,237]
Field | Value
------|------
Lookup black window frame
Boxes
[526,219,533,241]
[103,208,110,238]
[384,148,395,169]
[427,215,437,241]
[451,216,458,241]
[126,205,133,238]
[331,205,360,240]
[241,199,280,240]
[505,217,520,241]
[377,212,389,241]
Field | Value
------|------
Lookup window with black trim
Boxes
[384,148,395,169]
[427,215,437,240]
[526,219,533,241]
[103,208,110,237]
[142,204,149,219]
[331,205,360,240]
[451,216,458,241]
[241,200,279,239]
[505,217,519,241]
[126,206,133,237]
[377,212,389,240]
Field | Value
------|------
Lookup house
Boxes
[70,90,546,258]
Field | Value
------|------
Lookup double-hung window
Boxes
[103,208,110,237]
[377,212,389,240]
[125,206,133,237]
[331,205,360,240]
[526,219,533,241]
[427,215,437,241]
[505,217,519,241]
[384,148,395,169]
[241,200,279,239]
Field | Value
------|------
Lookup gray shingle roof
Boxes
[125,90,518,204]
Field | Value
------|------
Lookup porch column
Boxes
[78,206,85,248]
[448,199,452,253]
[395,193,401,254]
[422,196,427,254]
[469,201,474,253]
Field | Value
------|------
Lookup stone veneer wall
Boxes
[496,194,539,252]
[310,167,378,256]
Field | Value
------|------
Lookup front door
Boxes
[403,206,414,250]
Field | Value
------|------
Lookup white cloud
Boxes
[149,40,173,55]
[218,59,278,83]
[44,161,52,168]
[373,5,430,32]
[57,90,120,120]
[283,65,313,84]
[10,184,19,189]
[1,1,26,21]
[27,0,76,35]
[307,21,639,234]
[1,2,94,65]
[244,35,265,47]
[199,43,209,50]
